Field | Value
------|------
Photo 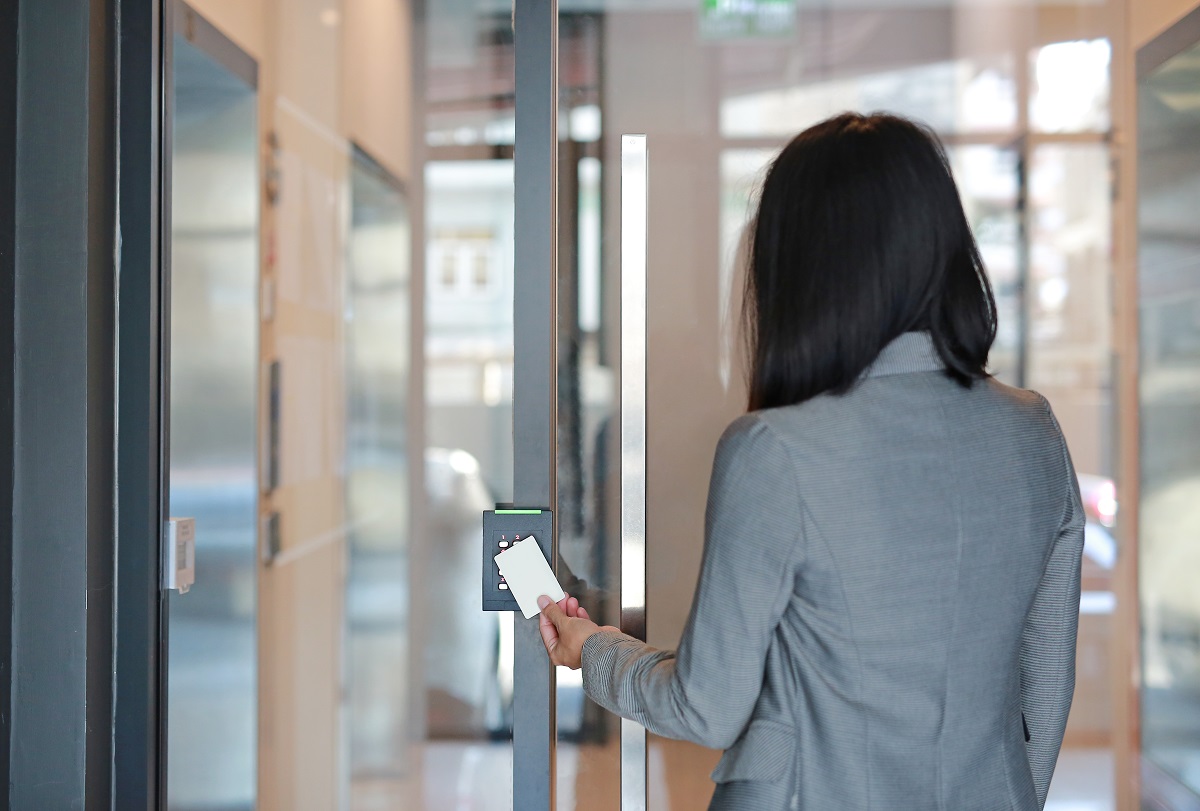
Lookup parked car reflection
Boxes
[1070,473,1118,746]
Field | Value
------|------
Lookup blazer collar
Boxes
[865,332,945,378]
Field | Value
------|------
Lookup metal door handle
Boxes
[620,133,648,811]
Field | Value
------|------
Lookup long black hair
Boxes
[745,112,997,411]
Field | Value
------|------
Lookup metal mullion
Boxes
[0,0,16,796]
[619,134,649,811]
[9,0,120,804]
[112,0,168,805]
[157,3,176,805]
[512,2,559,809]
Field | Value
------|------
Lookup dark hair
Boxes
[745,112,996,411]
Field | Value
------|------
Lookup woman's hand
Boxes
[537,594,619,670]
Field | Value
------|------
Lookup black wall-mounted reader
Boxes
[482,508,553,611]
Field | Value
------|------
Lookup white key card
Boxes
[495,536,565,619]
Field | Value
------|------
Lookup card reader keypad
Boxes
[482,510,553,612]
[493,532,528,590]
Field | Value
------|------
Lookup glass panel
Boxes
[1030,39,1112,134]
[423,157,515,752]
[720,54,1018,139]
[169,1,513,807]
[949,146,1022,384]
[344,149,411,782]
[1139,37,1200,799]
[556,27,620,799]
[1027,142,1116,754]
[167,33,259,811]
[419,4,518,807]
[561,2,1116,807]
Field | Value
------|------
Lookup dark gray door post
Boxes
[512,1,559,808]
[5,0,165,806]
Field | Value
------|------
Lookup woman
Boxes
[537,112,1084,811]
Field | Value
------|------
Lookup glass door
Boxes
[516,2,1120,809]
[1138,13,1200,806]
[165,6,260,809]
[151,1,1122,808]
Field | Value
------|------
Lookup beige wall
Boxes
[187,0,266,60]
[344,0,413,182]
[1133,0,1200,47]
[174,1,413,808]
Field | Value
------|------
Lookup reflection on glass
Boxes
[1030,39,1111,134]
[344,148,411,780]
[722,57,1017,139]
[422,155,515,783]
[949,147,1021,383]
[1028,144,1113,477]
[715,149,772,391]
[556,129,620,810]
[1139,37,1200,797]
[549,3,1116,808]
[425,160,515,506]
[409,1,1120,806]
[1027,141,1115,747]
[408,2,523,805]
[167,34,259,811]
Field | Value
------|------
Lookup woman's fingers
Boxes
[538,595,568,664]
[540,595,566,625]
[536,596,602,668]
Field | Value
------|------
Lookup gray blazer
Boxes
[581,332,1084,811]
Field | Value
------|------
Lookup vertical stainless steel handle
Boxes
[620,134,648,811]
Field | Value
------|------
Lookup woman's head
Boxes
[745,112,996,410]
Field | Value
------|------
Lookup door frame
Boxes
[3,0,164,806]
[512,2,560,808]
[160,4,261,807]
[113,0,169,805]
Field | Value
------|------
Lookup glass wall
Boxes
[542,2,1117,809]
[167,30,259,811]
[169,2,519,807]
[166,0,513,808]
[1139,34,1200,802]
[420,5,518,807]
[344,148,411,785]
[162,1,1124,808]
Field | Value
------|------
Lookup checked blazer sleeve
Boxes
[580,414,805,749]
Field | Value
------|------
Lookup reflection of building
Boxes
[425,163,516,502]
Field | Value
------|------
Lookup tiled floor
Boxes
[352,743,1116,810]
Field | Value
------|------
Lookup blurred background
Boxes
[151,0,1200,809]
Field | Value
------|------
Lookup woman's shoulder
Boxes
[730,373,1061,451]
[967,376,1065,438]
[975,374,1049,410]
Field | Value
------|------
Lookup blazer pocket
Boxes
[710,719,796,784]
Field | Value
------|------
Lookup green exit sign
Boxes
[701,0,797,40]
